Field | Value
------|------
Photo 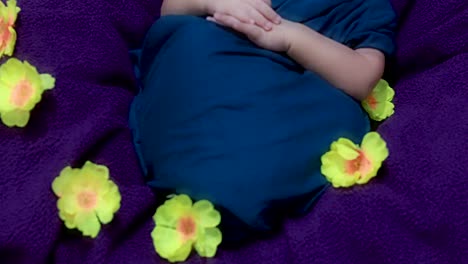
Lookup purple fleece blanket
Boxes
[0,0,467,263]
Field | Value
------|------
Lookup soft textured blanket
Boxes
[0,0,467,263]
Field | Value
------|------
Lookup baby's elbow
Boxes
[160,0,179,16]
[358,82,375,100]
[352,89,370,101]
[354,69,384,100]
[346,80,376,101]
[160,5,169,16]
[353,49,385,100]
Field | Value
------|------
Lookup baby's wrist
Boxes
[283,21,302,54]
[199,0,213,15]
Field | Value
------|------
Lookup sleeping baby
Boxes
[129,0,396,244]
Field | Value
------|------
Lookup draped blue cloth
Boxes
[129,0,395,241]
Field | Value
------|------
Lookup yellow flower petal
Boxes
[52,166,76,197]
[152,226,191,262]
[169,242,193,263]
[4,27,15,56]
[24,61,42,84]
[321,151,358,187]
[0,57,22,83]
[75,211,101,238]
[0,109,29,127]
[362,79,395,121]
[194,227,222,258]
[80,161,110,191]
[154,194,193,227]
[332,138,360,160]
[357,132,389,184]
[386,84,395,101]
[6,0,20,22]
[361,132,389,162]
[154,203,183,228]
[170,194,193,208]
[40,74,55,90]
[59,210,77,229]
[96,182,121,224]
[193,200,221,228]
[322,162,358,187]
[95,206,114,225]
[57,194,79,215]
[109,183,122,211]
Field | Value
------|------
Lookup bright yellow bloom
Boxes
[362,79,395,121]
[0,58,55,127]
[0,0,20,57]
[52,161,121,238]
[152,194,222,262]
[321,132,389,188]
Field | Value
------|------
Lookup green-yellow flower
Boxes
[52,161,121,238]
[321,132,389,188]
[152,194,222,262]
[362,79,395,121]
[0,58,55,127]
[0,0,20,57]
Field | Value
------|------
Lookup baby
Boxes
[130,0,396,243]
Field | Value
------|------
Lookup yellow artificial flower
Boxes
[52,161,121,238]
[0,0,20,57]
[152,194,222,263]
[321,132,389,188]
[362,79,395,121]
[0,58,55,127]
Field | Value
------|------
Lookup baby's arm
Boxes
[286,23,384,100]
[160,0,207,16]
[207,14,385,100]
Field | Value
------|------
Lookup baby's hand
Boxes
[205,0,281,31]
[207,14,295,52]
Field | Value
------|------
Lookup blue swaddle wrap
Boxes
[129,0,396,241]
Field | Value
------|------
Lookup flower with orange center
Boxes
[152,194,222,262]
[321,132,389,188]
[0,58,55,127]
[0,0,20,57]
[362,79,395,121]
[51,161,121,238]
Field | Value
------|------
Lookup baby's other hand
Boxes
[207,14,295,53]
[204,0,281,31]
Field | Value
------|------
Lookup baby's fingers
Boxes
[250,0,281,24]
[245,6,273,30]
[211,13,241,29]
[224,5,257,25]
[225,5,268,31]
[206,16,216,22]
[213,13,262,38]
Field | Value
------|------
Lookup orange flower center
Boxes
[367,94,378,110]
[345,151,372,177]
[10,80,34,108]
[177,216,197,241]
[77,191,97,210]
[0,22,11,50]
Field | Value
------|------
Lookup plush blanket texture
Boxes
[0,0,466,263]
